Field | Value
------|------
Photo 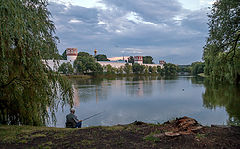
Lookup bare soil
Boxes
[0,117,240,149]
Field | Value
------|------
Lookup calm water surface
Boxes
[54,76,240,127]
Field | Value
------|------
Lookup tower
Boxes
[66,48,78,62]
[94,49,97,56]
[134,56,143,64]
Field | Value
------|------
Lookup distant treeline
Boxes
[58,52,178,76]
[178,62,205,76]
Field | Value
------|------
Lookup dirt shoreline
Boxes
[0,117,240,149]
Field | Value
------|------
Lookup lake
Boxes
[53,76,240,127]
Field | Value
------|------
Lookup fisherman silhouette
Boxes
[65,108,82,128]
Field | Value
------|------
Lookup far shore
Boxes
[63,73,178,79]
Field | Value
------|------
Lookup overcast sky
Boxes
[48,0,215,64]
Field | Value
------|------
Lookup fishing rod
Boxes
[82,111,104,121]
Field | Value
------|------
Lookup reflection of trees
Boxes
[71,78,108,103]
[203,81,240,125]
[191,76,204,85]
[163,76,177,80]
[126,76,154,97]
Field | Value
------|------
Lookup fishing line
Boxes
[82,111,105,121]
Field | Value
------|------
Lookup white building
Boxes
[66,48,78,62]
[44,48,78,71]
[133,56,163,68]
[44,50,164,72]
[108,56,130,62]
[144,64,164,69]
[97,61,130,68]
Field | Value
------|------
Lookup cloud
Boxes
[101,0,184,23]
[121,48,143,54]
[48,0,210,64]
[69,19,82,23]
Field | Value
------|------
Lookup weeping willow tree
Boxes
[0,0,73,126]
[203,0,240,84]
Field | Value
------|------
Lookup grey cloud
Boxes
[48,1,210,64]
[121,48,143,54]
[101,0,184,23]
[181,8,209,33]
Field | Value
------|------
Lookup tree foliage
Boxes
[61,50,67,60]
[74,52,102,74]
[78,52,91,57]
[105,64,117,74]
[128,56,134,64]
[203,0,240,84]
[0,0,73,125]
[123,63,132,74]
[157,66,164,75]
[163,63,178,76]
[58,62,74,74]
[178,65,191,74]
[191,62,205,75]
[95,54,109,61]
[132,63,145,74]
[143,56,153,64]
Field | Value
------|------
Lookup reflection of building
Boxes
[134,56,143,64]
[138,81,143,96]
[96,85,98,103]
[73,85,80,106]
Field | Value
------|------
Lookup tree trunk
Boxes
[236,73,240,85]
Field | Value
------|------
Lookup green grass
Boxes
[144,135,161,142]
[81,139,94,145]
[38,141,53,149]
[104,125,125,131]
[196,133,206,139]
[0,125,75,144]
[31,133,47,138]
[144,130,164,142]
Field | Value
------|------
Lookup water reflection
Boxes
[71,78,108,103]
[54,76,240,127]
[202,81,240,125]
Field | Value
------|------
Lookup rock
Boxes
[165,132,181,137]
[164,117,203,136]
[153,133,165,138]
[191,126,203,132]
[179,131,192,135]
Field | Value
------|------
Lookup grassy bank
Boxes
[1,117,240,149]
[64,74,92,79]
[197,73,207,77]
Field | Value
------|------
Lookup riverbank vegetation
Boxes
[0,0,73,126]
[203,0,240,84]
[60,61,178,76]
[177,62,205,76]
